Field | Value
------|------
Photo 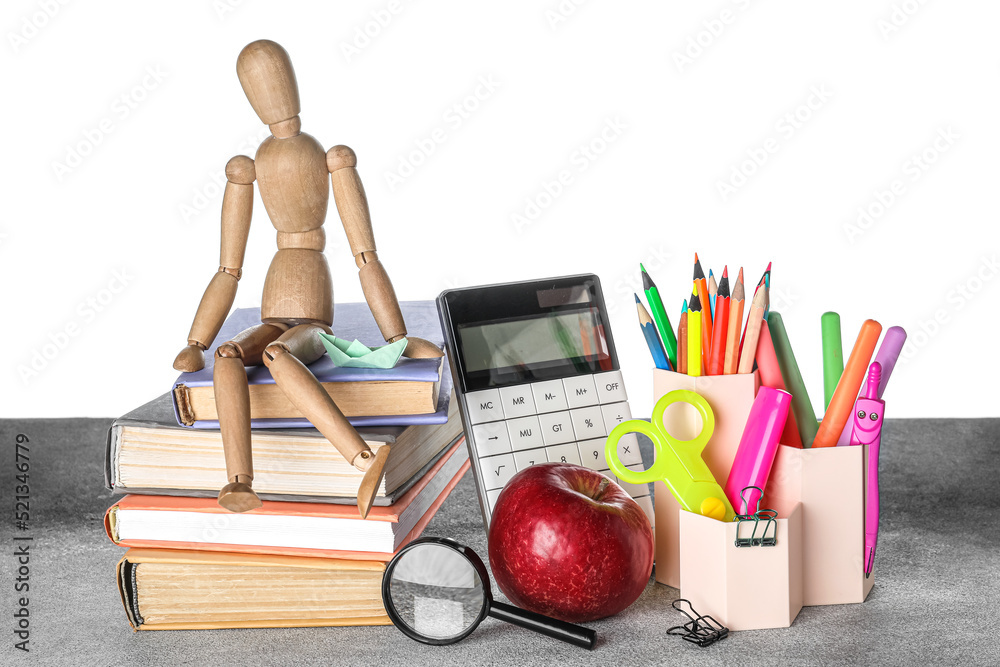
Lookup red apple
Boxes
[487,462,654,623]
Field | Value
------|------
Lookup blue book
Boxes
[172,300,450,429]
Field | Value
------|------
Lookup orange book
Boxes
[105,439,469,561]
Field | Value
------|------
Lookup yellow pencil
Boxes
[688,286,703,377]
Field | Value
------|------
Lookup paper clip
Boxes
[666,599,729,648]
[733,486,778,548]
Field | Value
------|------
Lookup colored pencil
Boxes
[677,300,688,375]
[687,289,703,377]
[693,254,713,364]
[821,312,844,410]
[640,264,678,370]
[812,319,883,448]
[708,267,730,376]
[708,269,718,320]
[737,284,767,374]
[760,261,772,318]
[755,321,804,447]
[724,267,745,374]
[767,312,819,447]
[636,294,670,370]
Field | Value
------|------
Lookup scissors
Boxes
[605,389,734,522]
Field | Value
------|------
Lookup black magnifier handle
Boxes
[488,601,596,650]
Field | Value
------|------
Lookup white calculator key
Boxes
[480,453,516,490]
[563,375,599,408]
[486,488,503,512]
[570,406,607,439]
[465,389,504,425]
[499,385,536,418]
[634,494,655,528]
[471,421,511,457]
[611,432,643,467]
[513,448,548,471]
[578,438,609,472]
[601,401,632,432]
[531,379,569,413]
[594,370,627,404]
[617,464,651,497]
[506,416,543,451]
[537,411,574,446]
[545,443,582,466]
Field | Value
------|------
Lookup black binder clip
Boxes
[666,599,729,648]
[733,486,778,548]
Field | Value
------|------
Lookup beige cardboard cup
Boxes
[679,504,803,631]
[764,444,874,606]
[651,369,758,588]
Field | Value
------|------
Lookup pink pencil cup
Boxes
[724,387,791,514]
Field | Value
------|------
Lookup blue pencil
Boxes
[635,294,670,370]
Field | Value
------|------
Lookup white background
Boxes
[3,0,997,419]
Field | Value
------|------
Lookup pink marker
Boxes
[724,386,791,514]
[850,362,884,577]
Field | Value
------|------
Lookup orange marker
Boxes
[812,319,883,448]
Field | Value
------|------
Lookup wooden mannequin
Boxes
[172,40,443,519]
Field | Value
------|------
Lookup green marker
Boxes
[821,312,844,410]
[767,312,819,447]
[640,264,677,369]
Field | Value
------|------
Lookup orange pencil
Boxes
[693,254,713,364]
[737,285,767,374]
[812,319,883,448]
[708,267,730,376]
[724,267,745,374]
[754,321,804,447]
[677,300,688,375]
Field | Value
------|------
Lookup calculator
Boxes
[437,274,653,531]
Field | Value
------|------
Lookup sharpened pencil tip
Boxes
[634,293,641,303]
[640,263,646,273]
[722,266,728,278]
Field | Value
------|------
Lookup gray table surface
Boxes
[1,416,997,666]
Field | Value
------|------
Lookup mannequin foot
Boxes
[401,336,444,359]
[218,481,262,513]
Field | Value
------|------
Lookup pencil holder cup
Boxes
[679,503,803,631]
[763,444,874,606]
[651,369,758,588]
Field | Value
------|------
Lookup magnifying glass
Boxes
[382,537,596,649]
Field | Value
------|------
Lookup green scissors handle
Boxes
[606,390,733,522]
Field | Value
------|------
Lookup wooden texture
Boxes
[236,40,300,125]
[261,249,334,324]
[255,132,329,233]
[212,355,262,512]
[184,271,239,352]
[225,323,286,367]
[276,227,325,251]
[737,286,767,374]
[328,146,377,257]
[357,445,392,520]
[219,180,253,270]
[358,259,406,342]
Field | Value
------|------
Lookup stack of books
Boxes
[103,301,467,630]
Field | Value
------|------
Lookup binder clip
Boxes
[733,486,778,548]
[666,599,729,648]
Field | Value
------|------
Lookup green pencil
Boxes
[821,312,844,410]
[767,312,820,447]
[640,264,677,369]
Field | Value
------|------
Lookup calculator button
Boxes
[570,406,607,439]
[616,464,651,497]
[471,421,511,457]
[465,389,504,425]
[634,495,655,528]
[506,416,543,451]
[499,385,536,419]
[513,448,548,471]
[563,375,599,408]
[594,370,627,404]
[538,411,574,446]
[545,443,582,466]
[601,401,632,432]
[611,432,643,466]
[480,453,516,490]
[531,380,569,413]
[578,439,609,471]
[486,488,503,512]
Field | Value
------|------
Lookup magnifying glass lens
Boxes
[387,543,486,641]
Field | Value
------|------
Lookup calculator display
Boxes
[458,309,609,374]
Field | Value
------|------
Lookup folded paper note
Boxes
[318,333,408,369]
